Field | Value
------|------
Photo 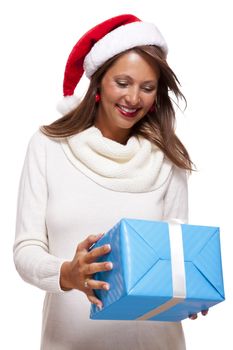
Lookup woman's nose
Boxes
[125,88,140,106]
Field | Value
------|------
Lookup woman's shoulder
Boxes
[24,129,64,167]
[167,163,189,189]
[28,128,61,149]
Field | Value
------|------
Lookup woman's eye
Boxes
[142,86,155,92]
[116,81,128,87]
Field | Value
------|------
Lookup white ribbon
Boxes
[137,219,186,320]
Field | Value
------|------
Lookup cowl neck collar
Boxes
[61,126,172,193]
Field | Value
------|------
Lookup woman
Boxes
[14,14,207,350]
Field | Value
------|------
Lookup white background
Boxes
[1,0,232,348]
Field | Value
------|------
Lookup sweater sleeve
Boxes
[162,166,189,223]
[13,131,66,293]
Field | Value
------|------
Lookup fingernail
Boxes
[105,244,111,251]
[189,314,197,320]
[103,284,110,290]
[98,233,104,238]
[97,304,103,310]
[106,262,113,269]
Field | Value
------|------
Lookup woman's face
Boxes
[95,50,160,144]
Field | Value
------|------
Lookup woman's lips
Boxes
[116,104,140,118]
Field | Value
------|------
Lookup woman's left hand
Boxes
[189,309,209,320]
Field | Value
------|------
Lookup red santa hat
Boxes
[58,14,168,114]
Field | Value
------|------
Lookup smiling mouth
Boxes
[116,104,141,118]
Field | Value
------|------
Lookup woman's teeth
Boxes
[118,105,137,113]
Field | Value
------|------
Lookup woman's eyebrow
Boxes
[114,74,133,80]
[114,74,157,84]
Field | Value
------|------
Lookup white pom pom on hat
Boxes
[56,95,81,115]
[57,14,168,114]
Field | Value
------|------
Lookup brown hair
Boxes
[41,45,193,171]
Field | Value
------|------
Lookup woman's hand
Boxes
[189,309,209,320]
[60,233,112,309]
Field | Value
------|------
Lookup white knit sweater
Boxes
[14,127,188,350]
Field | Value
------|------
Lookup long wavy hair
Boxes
[41,45,193,171]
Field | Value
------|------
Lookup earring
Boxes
[95,93,101,102]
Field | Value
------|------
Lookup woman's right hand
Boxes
[60,233,112,309]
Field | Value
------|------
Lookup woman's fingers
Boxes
[85,278,110,291]
[201,309,209,316]
[189,309,209,320]
[85,278,111,308]
[85,244,111,263]
[189,313,198,320]
[85,261,113,275]
[86,293,103,309]
[67,234,112,297]
[77,233,104,252]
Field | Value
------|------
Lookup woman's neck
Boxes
[94,120,130,145]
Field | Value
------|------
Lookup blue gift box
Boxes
[90,219,225,322]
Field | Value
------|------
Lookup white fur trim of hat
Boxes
[84,21,168,78]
